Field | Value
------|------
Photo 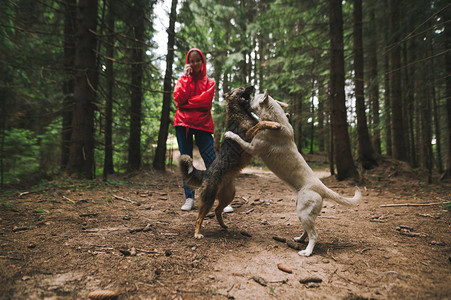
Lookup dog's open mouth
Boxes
[239,86,255,101]
[238,86,260,121]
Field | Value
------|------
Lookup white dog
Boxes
[224,90,361,256]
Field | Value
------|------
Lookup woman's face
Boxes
[188,51,203,75]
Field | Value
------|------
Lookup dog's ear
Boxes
[261,89,270,105]
[275,100,289,109]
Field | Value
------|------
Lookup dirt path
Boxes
[0,160,450,299]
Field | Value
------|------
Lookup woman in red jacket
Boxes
[173,48,233,213]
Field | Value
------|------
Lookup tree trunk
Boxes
[367,10,381,154]
[295,94,303,154]
[440,0,450,180]
[0,88,6,190]
[416,36,432,182]
[389,0,407,162]
[253,39,258,88]
[414,71,421,167]
[309,80,315,154]
[405,40,417,167]
[383,50,391,156]
[328,0,359,180]
[354,0,377,169]
[66,0,98,179]
[61,0,76,170]
[383,0,392,157]
[239,1,249,85]
[444,48,451,178]
[153,0,177,171]
[128,2,145,171]
[431,58,443,173]
[328,101,335,176]
[257,32,264,93]
[103,0,115,179]
[318,83,325,152]
[420,80,433,183]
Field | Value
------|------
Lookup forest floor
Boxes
[0,152,450,300]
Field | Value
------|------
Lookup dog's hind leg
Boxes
[194,184,217,239]
[295,189,323,257]
[215,180,235,230]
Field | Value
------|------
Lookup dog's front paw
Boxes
[194,233,204,239]
[298,250,312,257]
[223,131,237,140]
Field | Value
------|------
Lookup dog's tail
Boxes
[178,154,204,187]
[324,186,362,206]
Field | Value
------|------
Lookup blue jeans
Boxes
[175,126,216,199]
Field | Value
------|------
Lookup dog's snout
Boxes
[237,86,255,102]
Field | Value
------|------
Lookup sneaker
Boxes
[181,198,194,211]
[223,205,233,213]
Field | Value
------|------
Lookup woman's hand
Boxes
[184,64,191,76]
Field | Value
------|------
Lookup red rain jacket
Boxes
[173,48,215,133]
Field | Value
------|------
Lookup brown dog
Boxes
[179,86,279,238]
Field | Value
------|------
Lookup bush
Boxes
[2,128,40,184]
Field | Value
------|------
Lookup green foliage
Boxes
[2,129,40,184]
[38,118,62,174]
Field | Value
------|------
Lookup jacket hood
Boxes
[185,48,206,77]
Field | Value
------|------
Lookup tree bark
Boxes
[66,0,98,179]
[420,74,433,183]
[128,1,145,171]
[309,80,315,154]
[153,0,178,171]
[328,0,359,180]
[328,102,335,176]
[354,0,377,169]
[318,83,325,153]
[441,0,451,180]
[431,54,442,173]
[295,93,303,154]
[405,40,417,167]
[382,0,391,157]
[389,0,408,162]
[61,0,76,170]
[103,0,115,179]
[367,9,381,154]
[383,50,391,156]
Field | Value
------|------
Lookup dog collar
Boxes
[250,112,260,121]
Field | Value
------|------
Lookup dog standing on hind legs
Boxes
[179,86,280,239]
[224,90,362,256]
